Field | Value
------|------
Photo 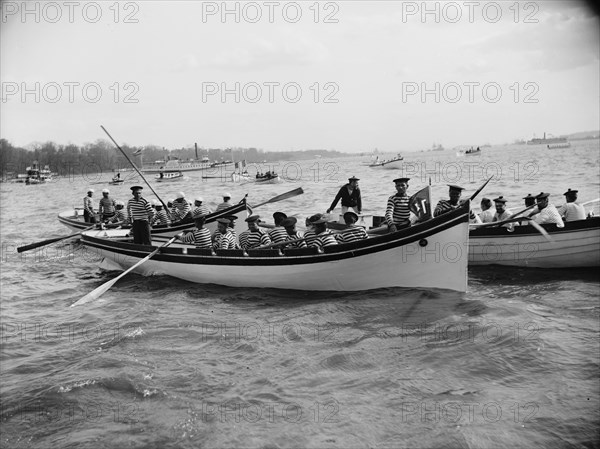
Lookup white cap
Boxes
[195,196,204,203]
[176,192,185,199]
[223,192,231,198]
[116,200,125,206]
[87,188,94,193]
[102,188,109,194]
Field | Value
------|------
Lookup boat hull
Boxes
[81,205,470,292]
[368,159,403,169]
[468,218,600,268]
[255,175,282,184]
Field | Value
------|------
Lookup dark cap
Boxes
[448,184,464,192]
[312,216,330,224]
[216,218,230,225]
[281,217,297,227]
[245,214,261,222]
[308,213,324,223]
[226,215,238,221]
[130,185,143,191]
[273,211,287,220]
[493,196,507,203]
[522,193,535,200]
[193,212,207,220]
[563,188,578,196]
[393,178,410,184]
[536,192,550,199]
[348,176,360,182]
[343,211,359,222]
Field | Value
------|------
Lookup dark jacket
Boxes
[329,184,362,212]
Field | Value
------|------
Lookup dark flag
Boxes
[409,186,432,221]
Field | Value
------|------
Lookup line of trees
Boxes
[0,138,345,180]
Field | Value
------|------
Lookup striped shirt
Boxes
[214,230,237,250]
[127,197,154,221]
[284,231,307,248]
[181,227,212,248]
[83,196,94,214]
[239,229,271,249]
[216,201,232,212]
[99,197,116,215]
[310,230,338,250]
[557,202,586,222]
[152,209,170,226]
[192,205,212,217]
[335,226,368,243]
[385,194,410,226]
[433,199,460,217]
[303,230,318,247]
[533,204,564,227]
[212,229,240,249]
[171,200,191,220]
[109,209,128,223]
[268,226,288,244]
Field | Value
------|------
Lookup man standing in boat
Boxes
[83,189,96,223]
[216,192,232,212]
[557,189,586,222]
[326,176,362,216]
[385,178,411,232]
[127,186,154,245]
[99,188,117,222]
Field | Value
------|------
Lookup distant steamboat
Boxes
[141,158,233,174]
[527,132,568,145]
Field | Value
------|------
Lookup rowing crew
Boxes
[176,210,368,251]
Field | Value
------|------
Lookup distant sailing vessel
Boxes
[527,132,568,145]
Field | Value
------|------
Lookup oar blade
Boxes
[71,278,119,307]
[253,187,304,208]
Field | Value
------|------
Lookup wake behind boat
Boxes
[80,202,470,292]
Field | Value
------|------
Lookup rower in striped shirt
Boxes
[192,196,212,217]
[303,214,322,247]
[385,178,411,232]
[151,201,171,226]
[213,218,237,250]
[171,192,192,222]
[268,211,289,244]
[335,211,368,243]
[106,201,128,227]
[177,213,212,249]
[238,215,271,249]
[281,217,306,248]
[434,184,480,223]
[309,215,338,251]
[216,192,232,211]
[528,192,564,227]
[127,186,154,245]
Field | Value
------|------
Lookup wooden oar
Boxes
[101,126,170,211]
[17,225,96,253]
[70,236,177,307]
[468,176,494,201]
[582,198,600,206]
[251,187,304,209]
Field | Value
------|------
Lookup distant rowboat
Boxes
[156,171,183,182]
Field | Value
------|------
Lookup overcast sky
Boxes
[1,1,599,152]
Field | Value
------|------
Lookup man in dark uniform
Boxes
[127,186,154,245]
[326,176,362,215]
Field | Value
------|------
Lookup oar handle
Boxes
[468,176,493,202]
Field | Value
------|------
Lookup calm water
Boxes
[1,141,599,448]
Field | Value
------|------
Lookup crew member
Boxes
[192,196,212,217]
[171,192,192,222]
[127,186,154,244]
[336,211,368,243]
[434,184,480,223]
[529,192,564,227]
[557,188,586,222]
[83,189,96,223]
[151,201,170,226]
[239,215,271,249]
[478,198,494,223]
[99,188,116,221]
[281,217,306,249]
[268,212,288,244]
[309,216,338,251]
[213,218,237,250]
[177,212,212,248]
[326,176,362,215]
[216,192,232,211]
[106,201,128,227]
[491,196,512,221]
[385,177,411,232]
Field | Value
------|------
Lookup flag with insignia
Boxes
[408,186,432,221]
